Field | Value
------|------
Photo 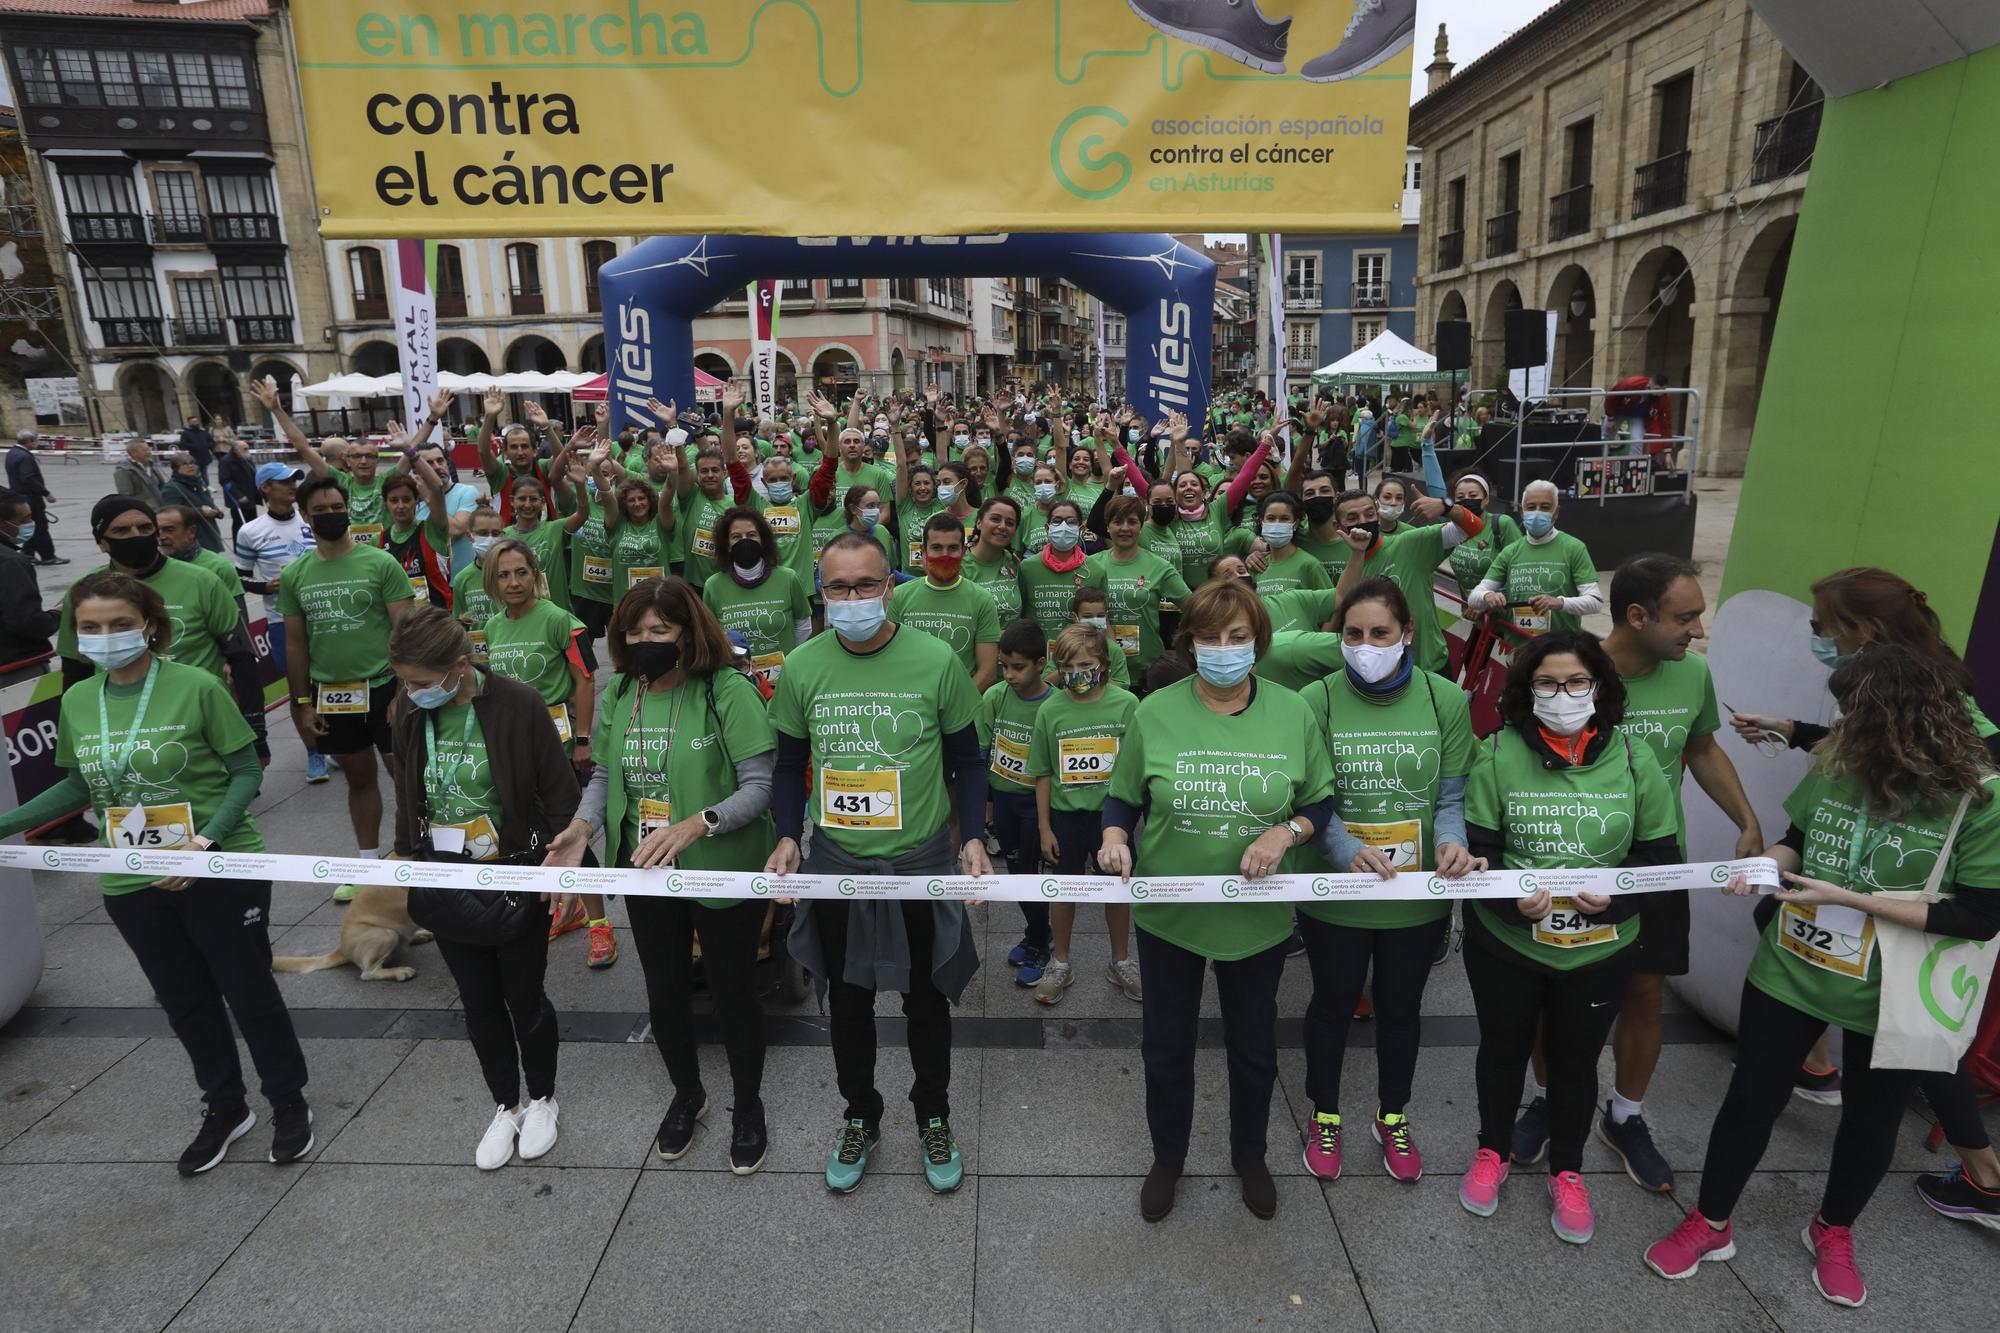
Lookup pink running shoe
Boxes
[1372,1111,1422,1182]
[1458,1147,1508,1217]
[1645,1209,1735,1278]
[1302,1111,1342,1180]
[1548,1170,1595,1243]
[1803,1214,1866,1307]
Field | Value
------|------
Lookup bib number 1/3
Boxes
[107,802,195,850]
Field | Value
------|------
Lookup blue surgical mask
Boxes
[1014,455,1035,476]
[1122,485,1137,498]
[1810,635,1853,669]
[1127,429,1141,443]
[826,596,886,642]
[859,507,881,530]
[406,669,462,711]
[1194,642,1256,688]
[953,434,970,448]
[1522,510,1555,538]
[1034,482,1058,503]
[765,481,793,504]
[1047,521,1081,551]
[937,484,958,506]
[11,522,35,545]
[471,536,495,559]
[1261,521,1294,548]
[77,629,148,670]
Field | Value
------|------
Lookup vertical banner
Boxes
[1262,234,1286,406]
[748,279,778,421]
[392,238,437,443]
[1095,301,1109,405]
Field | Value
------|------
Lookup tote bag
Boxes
[1871,793,1997,1072]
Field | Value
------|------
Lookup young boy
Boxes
[979,619,1053,985]
[1063,586,1131,689]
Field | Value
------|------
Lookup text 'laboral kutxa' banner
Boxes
[293,1,1415,238]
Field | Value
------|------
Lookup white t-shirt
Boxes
[234,510,311,616]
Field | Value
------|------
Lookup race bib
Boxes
[820,768,903,831]
[107,802,194,850]
[1533,898,1620,949]
[691,529,716,559]
[751,650,785,686]
[638,796,673,843]
[989,733,1030,785]
[764,507,801,537]
[583,555,613,585]
[468,629,487,659]
[536,573,551,599]
[431,813,500,863]
[1058,736,1119,786]
[1112,624,1140,657]
[317,680,369,715]
[1778,900,1875,978]
[548,702,573,744]
[1344,818,1423,871]
[627,565,665,584]
[408,575,428,600]
[1510,604,1550,633]
[352,524,385,547]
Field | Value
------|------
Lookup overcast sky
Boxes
[1409,0,1556,104]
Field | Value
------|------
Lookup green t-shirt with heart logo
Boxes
[56,659,262,893]
[481,598,585,708]
[1619,652,1721,853]
[977,680,1050,797]
[1447,512,1523,597]
[889,576,1001,679]
[768,623,979,858]
[567,509,615,606]
[1465,725,1678,970]
[1482,531,1599,634]
[1299,668,1474,928]
[677,485,737,589]
[751,496,817,592]
[1084,547,1190,673]
[964,550,1023,624]
[610,516,671,600]
[423,702,500,852]
[1254,547,1333,626]
[1747,769,2000,1035]
[275,541,414,685]
[1258,630,1345,693]
[1017,556,1090,641]
[504,519,572,612]
[451,561,497,631]
[703,566,812,666]
[1107,676,1336,961]
[1027,685,1136,814]
[59,557,241,680]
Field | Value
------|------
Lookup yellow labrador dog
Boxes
[272,886,432,982]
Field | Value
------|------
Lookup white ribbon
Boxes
[1,846,1780,905]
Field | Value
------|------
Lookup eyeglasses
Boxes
[1530,676,1597,699]
[822,579,887,600]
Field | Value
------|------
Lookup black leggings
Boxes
[626,897,766,1111]
[575,596,612,640]
[1299,913,1448,1118]
[1698,981,1923,1227]
[434,927,558,1108]
[1465,934,1634,1174]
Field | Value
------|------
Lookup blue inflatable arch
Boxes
[596,234,1215,431]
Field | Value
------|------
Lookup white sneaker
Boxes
[1034,958,1074,1006]
[518,1096,560,1160]
[476,1105,523,1170]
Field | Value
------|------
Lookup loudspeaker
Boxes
[1434,320,1471,372]
[1505,308,1548,369]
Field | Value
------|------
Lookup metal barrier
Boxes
[1458,385,1704,506]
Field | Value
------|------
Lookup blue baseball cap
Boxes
[256,461,306,487]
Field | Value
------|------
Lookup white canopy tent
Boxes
[1310,330,1442,386]
[299,370,597,397]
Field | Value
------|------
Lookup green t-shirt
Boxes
[597,670,776,904]
[1108,677,1336,961]
[610,517,671,600]
[1747,768,2000,1035]
[1320,531,1455,675]
[481,598,585,707]
[1259,630,1345,693]
[55,660,263,893]
[889,576,1001,679]
[768,624,979,858]
[1255,546,1332,621]
[335,469,392,539]
[59,558,239,680]
[505,519,572,612]
[568,509,616,605]
[964,550,1024,624]
[184,545,244,605]
[1465,725,1678,970]
[275,542,413,686]
[1084,547,1191,672]
[423,702,500,856]
[703,566,811,676]
[452,560,497,631]
[1296,531,1349,584]
[1447,513,1523,598]
[830,461,891,510]
[1620,652,1721,851]
[895,497,944,574]
[1168,508,1232,589]
[1139,516,1186,576]
[677,484,738,589]
[1026,685,1136,814]
[754,497,819,593]
[978,679,1051,797]
[1298,669,1474,927]
[1017,556,1091,641]
[1066,478,1107,524]
[1483,531,1599,635]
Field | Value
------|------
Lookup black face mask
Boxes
[1302,495,1337,525]
[1150,502,1176,528]
[1350,521,1380,547]
[628,639,680,680]
[310,511,351,541]
[729,537,763,571]
[1454,495,1484,516]
[107,534,161,571]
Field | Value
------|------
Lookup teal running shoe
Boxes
[825,1118,878,1194]
[919,1117,964,1193]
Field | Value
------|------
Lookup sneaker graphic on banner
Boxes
[1301,0,1417,83]
[1125,0,1291,75]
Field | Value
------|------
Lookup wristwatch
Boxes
[1284,818,1307,847]
[700,808,722,837]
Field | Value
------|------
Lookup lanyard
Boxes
[1844,813,1893,889]
[423,690,486,814]
[96,657,161,805]
[624,681,686,794]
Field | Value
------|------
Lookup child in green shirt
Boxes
[978,619,1055,985]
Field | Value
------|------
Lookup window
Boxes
[174,52,213,108]
[12,44,260,112]
[1447,177,1466,230]
[434,244,466,317]
[60,169,141,241]
[1286,319,1318,370]
[56,48,99,105]
[1353,252,1387,308]
[153,171,202,239]
[581,239,616,312]
[1352,317,1385,351]
[1497,151,1521,215]
[1410,158,1422,192]
[1565,118,1595,189]
[209,53,251,110]
[1103,314,1126,347]
[992,305,1009,338]
[1656,72,1694,157]
[135,52,174,107]
[220,263,291,317]
[506,243,542,314]
[205,172,276,241]
[780,277,814,301]
[1285,253,1319,303]
[348,246,386,319]
[827,277,863,299]
[83,265,161,319]
[891,277,918,304]
[172,276,222,340]
[93,50,136,107]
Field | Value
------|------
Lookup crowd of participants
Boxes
[1,379,1996,1311]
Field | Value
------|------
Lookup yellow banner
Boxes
[293,1,1414,238]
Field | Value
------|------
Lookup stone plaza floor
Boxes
[6,469,1999,1331]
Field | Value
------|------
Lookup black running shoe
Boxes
[179,1106,256,1177]
[729,1106,769,1176]
[269,1100,314,1165]
[1916,1164,2000,1230]
[655,1091,707,1161]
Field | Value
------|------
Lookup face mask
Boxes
[1350,521,1381,547]
[78,628,149,670]
[858,507,880,530]
[1060,667,1101,694]
[1261,522,1294,548]
[1047,521,1081,551]
[1193,642,1256,688]
[1150,502,1175,527]
[1127,429,1141,443]
[10,522,35,545]
[106,534,159,570]
[976,437,992,449]
[729,537,763,571]
[1533,689,1597,737]
[926,553,964,583]
[470,536,496,560]
[627,639,681,680]
[937,484,958,506]
[1809,635,1853,669]
[1522,510,1555,538]
[1303,496,1337,526]
[826,596,886,642]
[310,511,351,541]
[765,481,794,504]
[953,434,970,448]
[1014,455,1035,477]
[1034,482,1058,504]
[1341,640,1404,686]
[1122,485,1137,498]
[1454,495,1484,516]
[405,669,462,711]
[1377,503,1405,524]
[1080,615,1109,630]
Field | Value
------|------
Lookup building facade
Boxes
[1280,145,1424,389]
[1409,1,1817,475]
[0,103,75,432]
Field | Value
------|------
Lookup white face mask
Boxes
[1377,503,1406,524]
[1340,640,1404,685]
[1533,689,1598,737]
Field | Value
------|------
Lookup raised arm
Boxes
[474,387,505,482]
[250,377,324,476]
[1222,428,1276,516]
[594,448,624,532]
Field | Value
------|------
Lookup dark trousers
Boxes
[626,897,766,1111]
[990,789,1049,948]
[1697,981,1924,1227]
[434,927,558,1108]
[1137,926,1286,1166]
[103,879,307,1111]
[1926,1060,1991,1151]
[1299,913,1448,1117]
[1046,806,1102,875]
[1465,936,1634,1173]
[814,898,952,1125]
[22,494,54,560]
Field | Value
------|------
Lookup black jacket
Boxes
[0,537,56,667]
[391,671,579,861]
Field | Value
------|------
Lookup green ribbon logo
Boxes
[1919,937,1988,1033]
[1050,106,1131,201]
[1040,878,1060,900]
[1220,878,1240,899]
[838,878,857,897]
[927,879,947,899]
[1130,880,1150,900]
[751,876,772,897]
[394,863,414,883]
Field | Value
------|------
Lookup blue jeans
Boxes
[990,789,1049,948]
